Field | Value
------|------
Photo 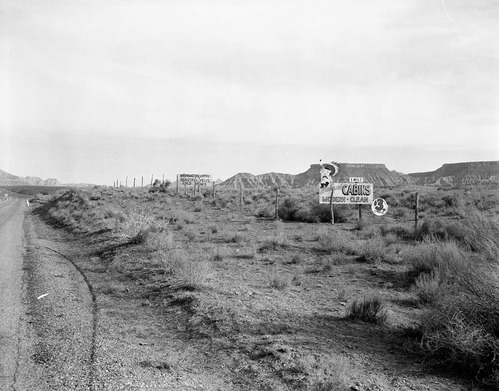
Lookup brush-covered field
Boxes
[30,184,499,390]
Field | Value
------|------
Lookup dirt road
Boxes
[0,200,26,390]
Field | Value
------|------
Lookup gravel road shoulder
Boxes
[15,212,95,390]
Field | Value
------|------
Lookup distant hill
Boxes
[221,163,415,188]
[221,172,296,188]
[0,169,61,187]
[408,161,499,187]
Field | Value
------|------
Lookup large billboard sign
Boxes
[319,182,374,205]
[179,174,212,187]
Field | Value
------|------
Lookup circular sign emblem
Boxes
[372,198,388,216]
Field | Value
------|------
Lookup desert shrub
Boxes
[172,210,196,225]
[383,232,399,246]
[117,211,167,242]
[148,231,174,251]
[130,228,150,244]
[210,246,228,262]
[392,208,406,219]
[348,296,386,324]
[359,237,387,263]
[354,218,368,231]
[179,258,211,288]
[403,241,466,284]
[380,224,414,240]
[307,204,334,223]
[442,194,458,207]
[315,228,354,255]
[255,206,275,218]
[406,239,499,384]
[422,194,442,208]
[277,199,350,223]
[222,232,250,244]
[183,228,197,241]
[414,279,499,385]
[401,192,418,208]
[414,213,499,261]
[259,235,288,251]
[379,193,398,207]
[412,271,441,304]
[278,198,301,221]
[159,250,211,287]
[269,269,290,290]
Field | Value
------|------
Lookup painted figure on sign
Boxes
[319,161,339,188]
[373,198,384,212]
[320,166,332,188]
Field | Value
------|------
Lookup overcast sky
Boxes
[1,0,498,184]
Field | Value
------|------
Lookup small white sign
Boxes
[349,177,364,183]
[371,198,388,216]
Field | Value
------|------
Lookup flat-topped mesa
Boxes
[409,161,499,187]
[294,163,414,188]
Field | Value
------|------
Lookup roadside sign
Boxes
[349,177,364,183]
[319,183,374,204]
[372,198,388,216]
[178,174,212,187]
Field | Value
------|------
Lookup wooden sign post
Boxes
[330,187,334,225]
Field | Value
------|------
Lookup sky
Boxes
[1,0,498,184]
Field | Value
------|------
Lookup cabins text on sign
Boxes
[319,182,374,204]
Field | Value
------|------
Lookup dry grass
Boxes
[34,185,499,389]
[348,295,387,324]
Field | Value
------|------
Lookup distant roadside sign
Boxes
[372,198,388,216]
[178,174,212,187]
[319,183,374,204]
[349,177,364,183]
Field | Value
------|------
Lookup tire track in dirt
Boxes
[42,245,98,391]
[17,213,97,390]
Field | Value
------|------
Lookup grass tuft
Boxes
[348,296,386,324]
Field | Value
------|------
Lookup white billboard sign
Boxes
[319,182,374,205]
[179,174,212,187]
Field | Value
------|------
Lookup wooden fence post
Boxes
[414,192,419,231]
[274,187,279,219]
[133,178,136,188]
[141,176,144,187]
[239,185,243,211]
[212,181,216,201]
[358,204,362,220]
